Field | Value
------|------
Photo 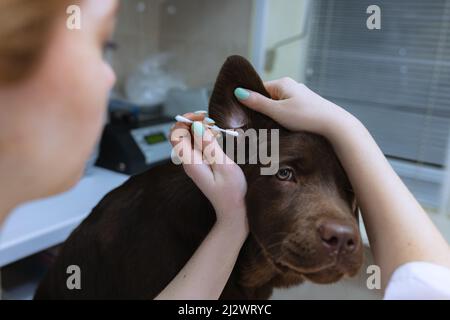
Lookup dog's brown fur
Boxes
[35,56,363,300]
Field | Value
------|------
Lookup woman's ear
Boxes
[208,55,277,130]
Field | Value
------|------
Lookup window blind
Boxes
[305,0,450,210]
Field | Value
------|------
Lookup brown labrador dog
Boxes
[35,56,363,300]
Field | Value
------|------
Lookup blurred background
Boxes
[1,0,449,300]
[109,0,450,217]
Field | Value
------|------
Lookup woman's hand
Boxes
[156,113,248,300]
[236,78,450,291]
[234,77,356,137]
[170,112,248,230]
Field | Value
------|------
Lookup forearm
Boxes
[323,107,450,288]
[235,80,450,289]
[155,213,248,300]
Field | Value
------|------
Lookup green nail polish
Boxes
[234,88,250,100]
[192,121,205,137]
[204,117,215,125]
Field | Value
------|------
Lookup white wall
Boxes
[112,0,254,93]
[259,0,311,82]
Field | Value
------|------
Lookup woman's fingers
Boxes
[200,127,232,172]
[170,113,205,145]
[182,157,214,191]
[171,124,214,189]
[234,87,281,119]
[170,113,207,169]
[264,77,299,99]
[170,112,239,181]
[170,112,246,209]
[234,78,306,130]
[170,113,223,184]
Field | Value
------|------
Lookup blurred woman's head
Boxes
[0,0,118,217]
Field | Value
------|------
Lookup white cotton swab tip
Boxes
[210,126,240,137]
[174,115,239,137]
[175,115,193,124]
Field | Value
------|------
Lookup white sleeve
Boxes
[384,262,450,300]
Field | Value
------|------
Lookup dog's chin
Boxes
[302,268,345,284]
[272,259,356,285]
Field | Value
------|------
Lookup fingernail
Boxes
[234,88,250,100]
[203,117,215,125]
[194,110,208,115]
[192,121,205,137]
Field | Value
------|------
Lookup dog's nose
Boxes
[317,220,358,254]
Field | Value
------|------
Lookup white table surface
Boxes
[0,165,371,269]
[0,167,129,267]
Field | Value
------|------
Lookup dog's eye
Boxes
[276,168,294,181]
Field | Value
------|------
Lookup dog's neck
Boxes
[236,235,280,288]
[237,235,307,290]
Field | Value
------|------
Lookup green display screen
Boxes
[145,133,167,145]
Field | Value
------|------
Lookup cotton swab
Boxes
[175,115,239,137]
[175,115,194,124]
[209,125,240,137]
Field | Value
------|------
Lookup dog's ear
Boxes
[209,55,280,130]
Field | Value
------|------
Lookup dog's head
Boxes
[209,56,363,286]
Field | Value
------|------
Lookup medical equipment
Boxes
[96,116,175,175]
